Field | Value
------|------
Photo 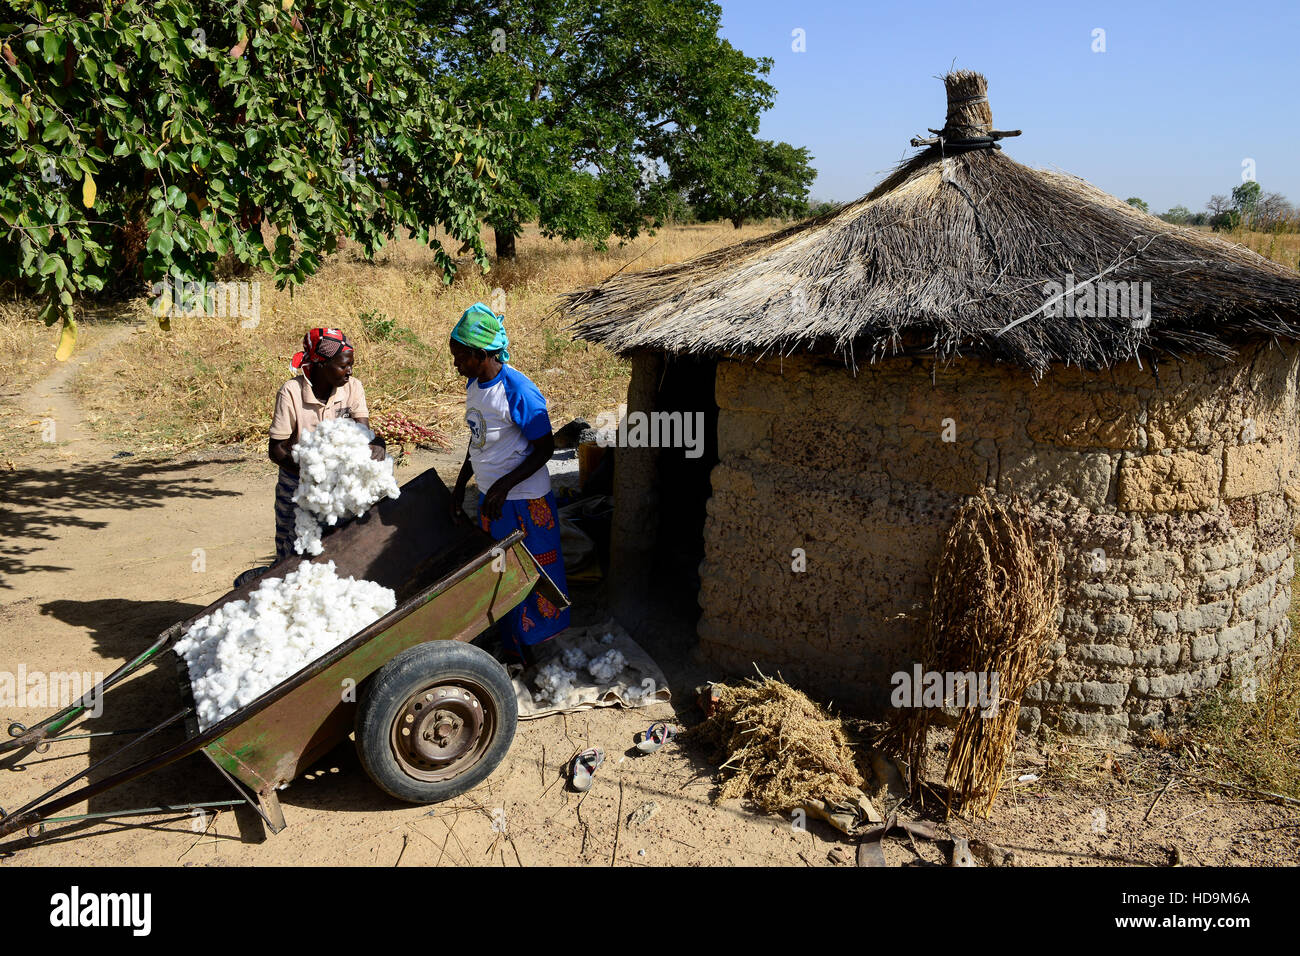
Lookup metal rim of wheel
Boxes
[388,679,495,783]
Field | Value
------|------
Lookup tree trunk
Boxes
[730,217,744,229]
[494,228,517,260]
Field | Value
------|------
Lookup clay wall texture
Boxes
[696,344,1300,738]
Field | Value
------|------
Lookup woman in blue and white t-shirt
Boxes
[449,302,570,661]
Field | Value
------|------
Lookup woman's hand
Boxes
[268,436,299,474]
[481,480,511,523]
[450,447,474,525]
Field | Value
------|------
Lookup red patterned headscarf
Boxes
[292,328,353,374]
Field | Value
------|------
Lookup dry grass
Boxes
[693,673,866,814]
[0,303,109,463]
[0,302,64,395]
[13,221,776,455]
[898,491,1061,818]
[1220,228,1300,272]
[1176,593,1300,801]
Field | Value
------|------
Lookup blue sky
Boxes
[716,0,1300,213]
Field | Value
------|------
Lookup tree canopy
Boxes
[1,0,507,356]
[419,0,814,256]
[678,138,815,228]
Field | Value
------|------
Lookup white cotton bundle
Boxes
[533,662,578,707]
[560,646,589,670]
[173,560,396,730]
[293,508,324,557]
[291,418,400,555]
[587,649,626,684]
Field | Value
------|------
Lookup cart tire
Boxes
[355,641,517,804]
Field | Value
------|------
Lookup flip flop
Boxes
[635,722,679,754]
[571,748,605,791]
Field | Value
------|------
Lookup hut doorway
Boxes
[608,353,718,638]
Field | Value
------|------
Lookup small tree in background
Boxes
[678,139,816,228]
[1125,196,1149,213]
[1255,192,1298,231]
[1207,193,1233,231]
[1232,180,1262,220]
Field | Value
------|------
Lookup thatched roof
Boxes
[558,72,1300,375]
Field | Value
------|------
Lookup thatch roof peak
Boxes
[559,72,1300,376]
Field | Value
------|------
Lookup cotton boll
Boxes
[587,649,626,684]
[294,508,325,556]
[175,560,396,730]
[533,662,578,707]
[560,647,589,670]
[290,419,401,555]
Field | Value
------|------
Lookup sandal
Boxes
[635,722,679,754]
[571,748,605,791]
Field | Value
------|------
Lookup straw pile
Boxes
[695,673,864,813]
[898,490,1060,817]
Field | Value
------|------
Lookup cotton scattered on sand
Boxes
[533,661,578,706]
[587,649,626,683]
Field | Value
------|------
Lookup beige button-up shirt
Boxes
[268,374,369,445]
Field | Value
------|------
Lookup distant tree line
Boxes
[1127,182,1298,232]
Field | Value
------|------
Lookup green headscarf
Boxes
[450,302,509,364]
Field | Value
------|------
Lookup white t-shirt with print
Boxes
[465,365,552,501]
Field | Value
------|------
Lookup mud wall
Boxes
[608,352,665,623]
[696,344,1300,738]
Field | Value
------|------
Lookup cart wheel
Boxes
[355,641,517,804]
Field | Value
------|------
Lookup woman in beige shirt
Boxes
[266,328,386,562]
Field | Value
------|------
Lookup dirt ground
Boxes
[1,320,1298,867]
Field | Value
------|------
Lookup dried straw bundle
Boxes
[900,490,1060,817]
[695,673,864,813]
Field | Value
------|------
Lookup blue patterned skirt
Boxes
[478,491,571,656]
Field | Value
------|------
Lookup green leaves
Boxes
[420,0,788,253]
[681,138,817,228]
[0,0,506,352]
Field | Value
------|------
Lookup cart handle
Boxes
[0,632,174,757]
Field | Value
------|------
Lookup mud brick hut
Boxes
[558,71,1300,739]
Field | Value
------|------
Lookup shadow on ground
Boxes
[0,458,241,587]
